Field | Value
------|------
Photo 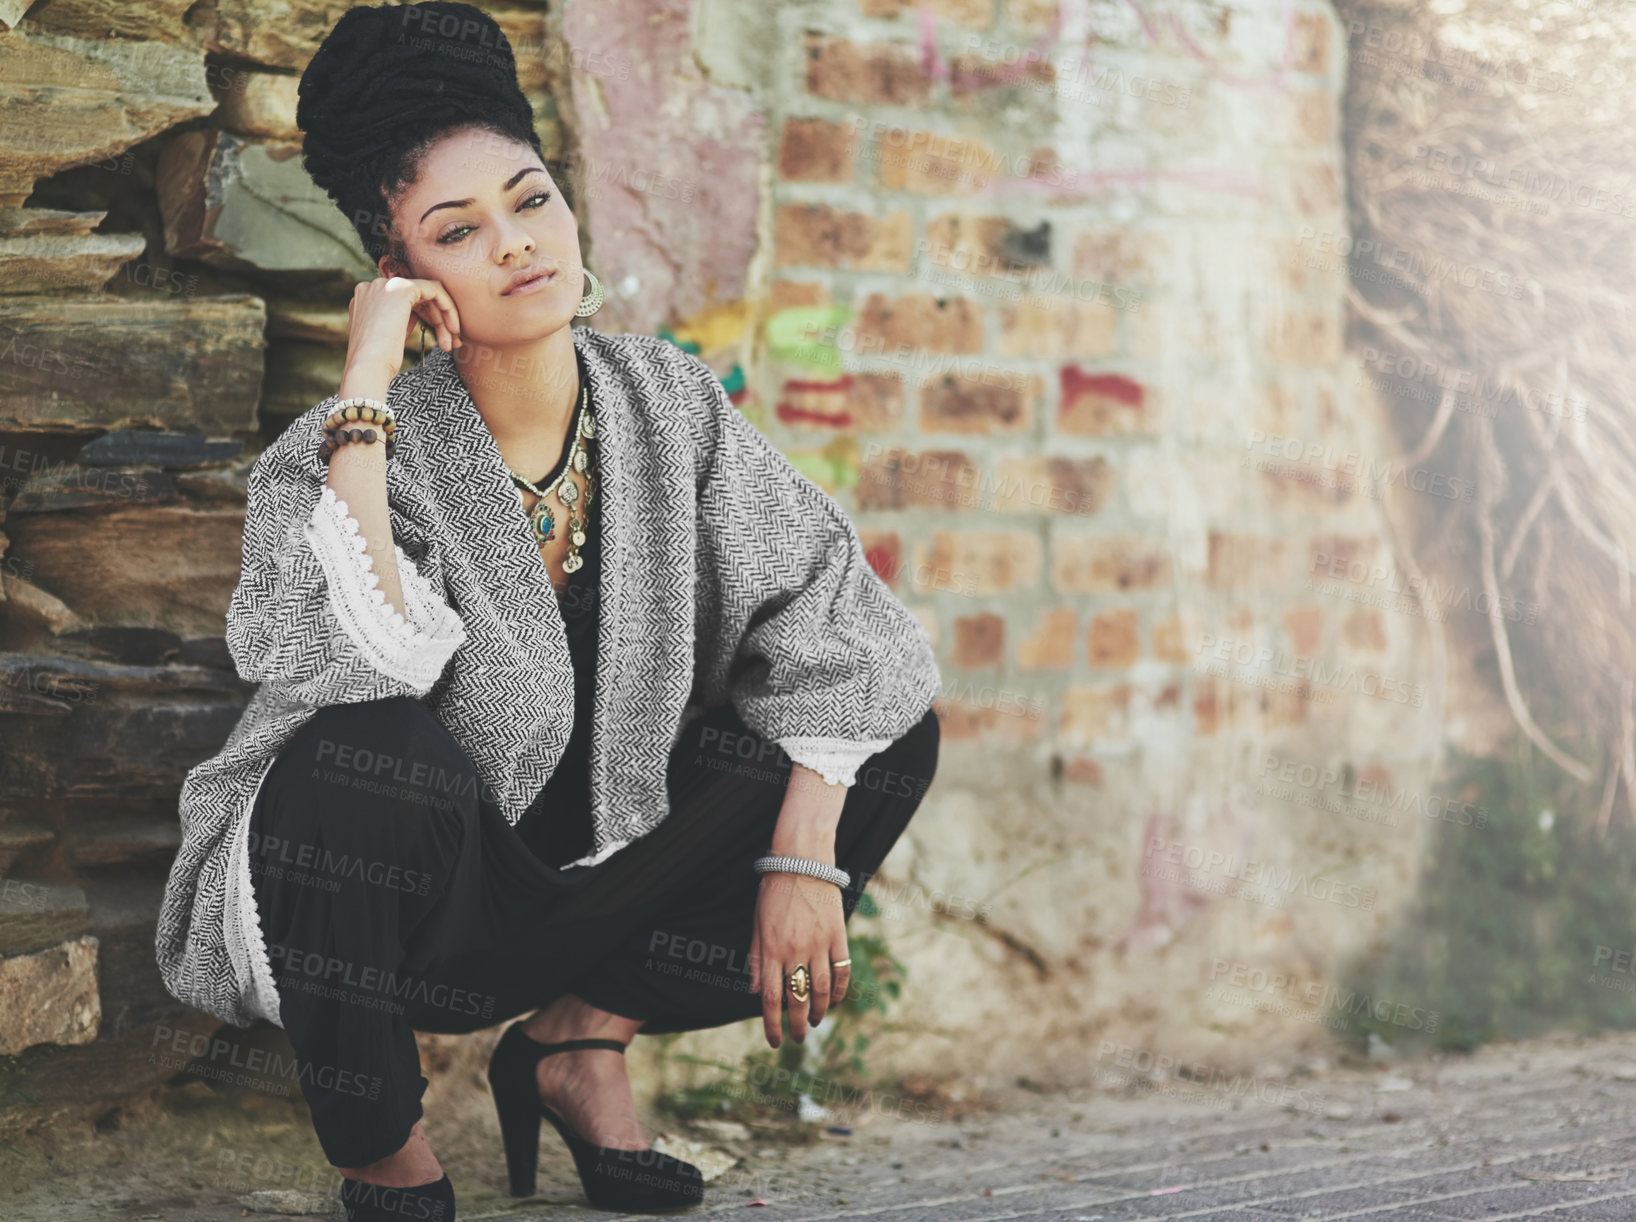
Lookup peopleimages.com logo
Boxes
[1145,837,1378,910]
[1194,633,1426,708]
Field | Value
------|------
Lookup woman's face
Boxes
[384,125,583,350]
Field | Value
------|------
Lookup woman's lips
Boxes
[503,269,555,296]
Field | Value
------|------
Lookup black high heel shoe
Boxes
[339,1171,455,1221]
[487,1023,705,1213]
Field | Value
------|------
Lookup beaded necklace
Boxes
[506,380,596,574]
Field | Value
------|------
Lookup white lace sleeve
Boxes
[777,735,893,787]
[302,486,466,691]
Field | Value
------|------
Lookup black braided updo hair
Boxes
[297,1,549,266]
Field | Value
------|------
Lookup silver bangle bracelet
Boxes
[753,854,850,890]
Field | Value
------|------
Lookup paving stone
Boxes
[1245,1184,1428,1214]
[1412,1181,1630,1215]
[1526,1197,1636,1220]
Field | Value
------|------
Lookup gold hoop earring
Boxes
[575,267,605,317]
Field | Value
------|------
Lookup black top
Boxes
[512,347,599,870]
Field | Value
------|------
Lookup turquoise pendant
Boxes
[529,500,556,544]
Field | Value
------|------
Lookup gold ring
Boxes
[787,964,810,1002]
[831,958,851,968]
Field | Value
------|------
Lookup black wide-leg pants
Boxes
[247,694,940,1168]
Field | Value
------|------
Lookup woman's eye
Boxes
[435,192,552,245]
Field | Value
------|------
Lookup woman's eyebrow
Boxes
[419,165,549,225]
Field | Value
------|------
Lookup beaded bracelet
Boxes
[318,397,398,463]
[322,398,396,435]
[318,426,395,463]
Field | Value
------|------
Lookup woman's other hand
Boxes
[748,828,850,1049]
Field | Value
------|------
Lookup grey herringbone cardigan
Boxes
[155,326,941,1029]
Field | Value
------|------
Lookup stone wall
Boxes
[0,0,1443,1132]
[0,0,565,1131]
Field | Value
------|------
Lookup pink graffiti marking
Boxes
[917,3,1065,91]
[913,0,1299,98]
[906,0,1296,202]
[1124,0,1299,92]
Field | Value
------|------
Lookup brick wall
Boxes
[568,0,1442,1087]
